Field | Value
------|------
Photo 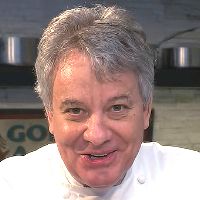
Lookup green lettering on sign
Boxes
[14,146,26,156]
[7,125,25,142]
[27,125,47,141]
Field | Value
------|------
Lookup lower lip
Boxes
[81,151,117,167]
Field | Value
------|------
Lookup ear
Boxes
[143,99,153,130]
[46,110,54,135]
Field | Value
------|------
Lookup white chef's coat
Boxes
[0,142,200,200]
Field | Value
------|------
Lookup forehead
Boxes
[52,50,142,106]
[56,49,137,83]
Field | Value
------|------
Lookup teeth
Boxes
[89,154,108,159]
[93,154,108,157]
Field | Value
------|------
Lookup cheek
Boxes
[54,123,74,143]
[117,113,145,138]
[51,119,86,146]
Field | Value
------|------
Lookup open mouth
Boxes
[87,153,109,160]
[84,151,116,161]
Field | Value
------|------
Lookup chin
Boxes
[86,181,116,188]
[82,171,126,188]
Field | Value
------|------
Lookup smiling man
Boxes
[0,5,200,200]
[47,49,150,188]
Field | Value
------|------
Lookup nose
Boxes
[83,114,111,146]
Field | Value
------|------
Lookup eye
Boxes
[66,107,83,115]
[112,104,124,112]
[64,107,88,122]
[108,104,130,120]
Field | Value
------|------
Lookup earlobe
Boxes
[143,100,153,130]
[46,111,54,135]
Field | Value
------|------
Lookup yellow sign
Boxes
[0,118,53,158]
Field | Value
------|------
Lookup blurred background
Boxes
[0,0,200,159]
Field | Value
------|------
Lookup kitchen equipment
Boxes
[160,47,200,68]
[0,36,39,66]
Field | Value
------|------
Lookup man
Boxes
[0,5,199,200]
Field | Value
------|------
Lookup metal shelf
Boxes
[1,64,200,87]
[0,64,35,86]
[155,68,200,87]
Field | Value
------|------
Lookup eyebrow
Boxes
[59,95,133,111]
[107,95,132,103]
[59,99,85,111]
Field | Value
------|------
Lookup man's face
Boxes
[47,50,151,188]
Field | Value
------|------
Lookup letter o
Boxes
[27,125,47,141]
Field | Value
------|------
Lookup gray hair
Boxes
[35,5,154,111]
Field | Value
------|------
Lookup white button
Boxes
[137,175,146,184]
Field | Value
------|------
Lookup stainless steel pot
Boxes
[160,47,200,68]
[0,36,39,66]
